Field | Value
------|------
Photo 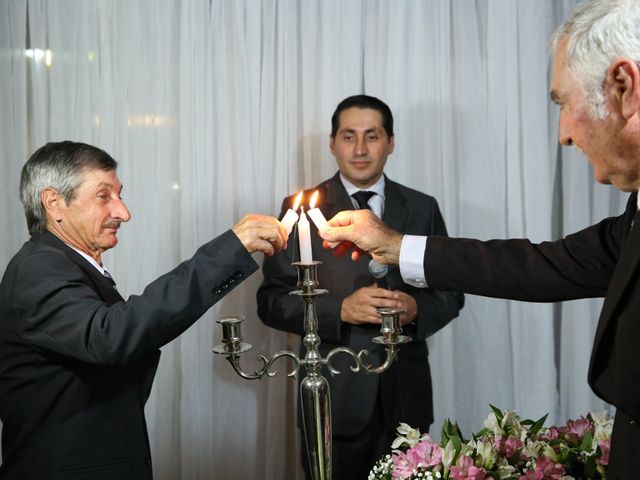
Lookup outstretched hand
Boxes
[232,214,287,256]
[319,210,403,265]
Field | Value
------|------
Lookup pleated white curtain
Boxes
[0,0,624,478]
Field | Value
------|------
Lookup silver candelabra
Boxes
[213,261,411,480]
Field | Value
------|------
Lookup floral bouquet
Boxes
[369,406,612,480]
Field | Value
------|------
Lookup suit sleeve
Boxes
[424,212,628,302]
[11,230,258,364]
[404,199,464,339]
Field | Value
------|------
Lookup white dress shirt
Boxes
[339,174,385,218]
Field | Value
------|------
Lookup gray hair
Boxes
[20,141,118,236]
[551,0,640,119]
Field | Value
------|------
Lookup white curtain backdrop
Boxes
[0,0,624,478]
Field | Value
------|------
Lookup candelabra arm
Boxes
[266,351,301,378]
[223,354,270,380]
[357,346,399,374]
[325,347,362,375]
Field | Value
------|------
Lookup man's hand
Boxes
[340,284,402,325]
[320,210,403,265]
[232,214,287,256]
[395,290,417,326]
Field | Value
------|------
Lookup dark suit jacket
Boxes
[0,230,257,480]
[257,173,464,436]
[424,192,640,479]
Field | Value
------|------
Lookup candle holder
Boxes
[213,261,410,480]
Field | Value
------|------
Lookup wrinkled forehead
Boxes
[77,167,122,190]
[549,37,574,101]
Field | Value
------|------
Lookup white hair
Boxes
[551,0,640,119]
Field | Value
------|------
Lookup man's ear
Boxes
[387,134,395,155]
[329,134,336,155]
[41,188,64,222]
[607,58,640,120]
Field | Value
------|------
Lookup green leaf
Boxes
[526,413,548,438]
[579,430,593,451]
[489,404,504,423]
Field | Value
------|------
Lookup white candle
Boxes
[306,207,329,231]
[298,207,313,263]
[307,190,338,248]
[280,191,303,236]
[280,209,298,236]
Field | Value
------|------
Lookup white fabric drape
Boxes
[0,0,623,478]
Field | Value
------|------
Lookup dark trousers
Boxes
[606,409,640,480]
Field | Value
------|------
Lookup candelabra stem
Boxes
[300,374,331,480]
[292,261,332,480]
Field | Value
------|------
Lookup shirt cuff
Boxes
[400,235,428,288]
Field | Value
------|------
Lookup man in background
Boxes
[320,2,640,478]
[0,141,286,479]
[257,95,464,479]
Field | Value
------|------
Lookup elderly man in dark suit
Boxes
[257,95,464,479]
[320,2,640,478]
[0,141,286,479]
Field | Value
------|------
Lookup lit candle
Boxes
[298,207,313,263]
[307,190,338,248]
[280,191,303,236]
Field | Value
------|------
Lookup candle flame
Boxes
[309,190,319,209]
[292,191,303,211]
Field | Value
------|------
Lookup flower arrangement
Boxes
[369,406,613,480]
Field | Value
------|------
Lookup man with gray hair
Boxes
[0,141,287,479]
[320,0,640,477]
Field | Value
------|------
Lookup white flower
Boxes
[484,412,505,437]
[475,439,497,469]
[440,440,456,472]
[391,423,425,449]
[590,411,614,444]
[495,457,517,480]
[542,444,559,463]
[521,439,543,459]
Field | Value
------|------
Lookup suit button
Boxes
[631,419,638,427]
[145,456,152,466]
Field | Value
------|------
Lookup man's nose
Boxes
[558,114,573,146]
[354,136,368,155]
[113,198,132,222]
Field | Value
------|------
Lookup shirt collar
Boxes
[339,173,386,199]
[64,243,108,275]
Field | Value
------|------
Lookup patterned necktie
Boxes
[102,269,116,287]
[352,190,375,210]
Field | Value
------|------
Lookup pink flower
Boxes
[391,450,422,479]
[391,439,443,478]
[450,455,488,480]
[492,436,524,457]
[566,416,592,438]
[538,427,559,441]
[413,439,442,467]
[597,439,610,466]
[519,457,565,480]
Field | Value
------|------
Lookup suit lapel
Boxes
[36,231,124,304]
[322,172,354,218]
[382,177,409,232]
